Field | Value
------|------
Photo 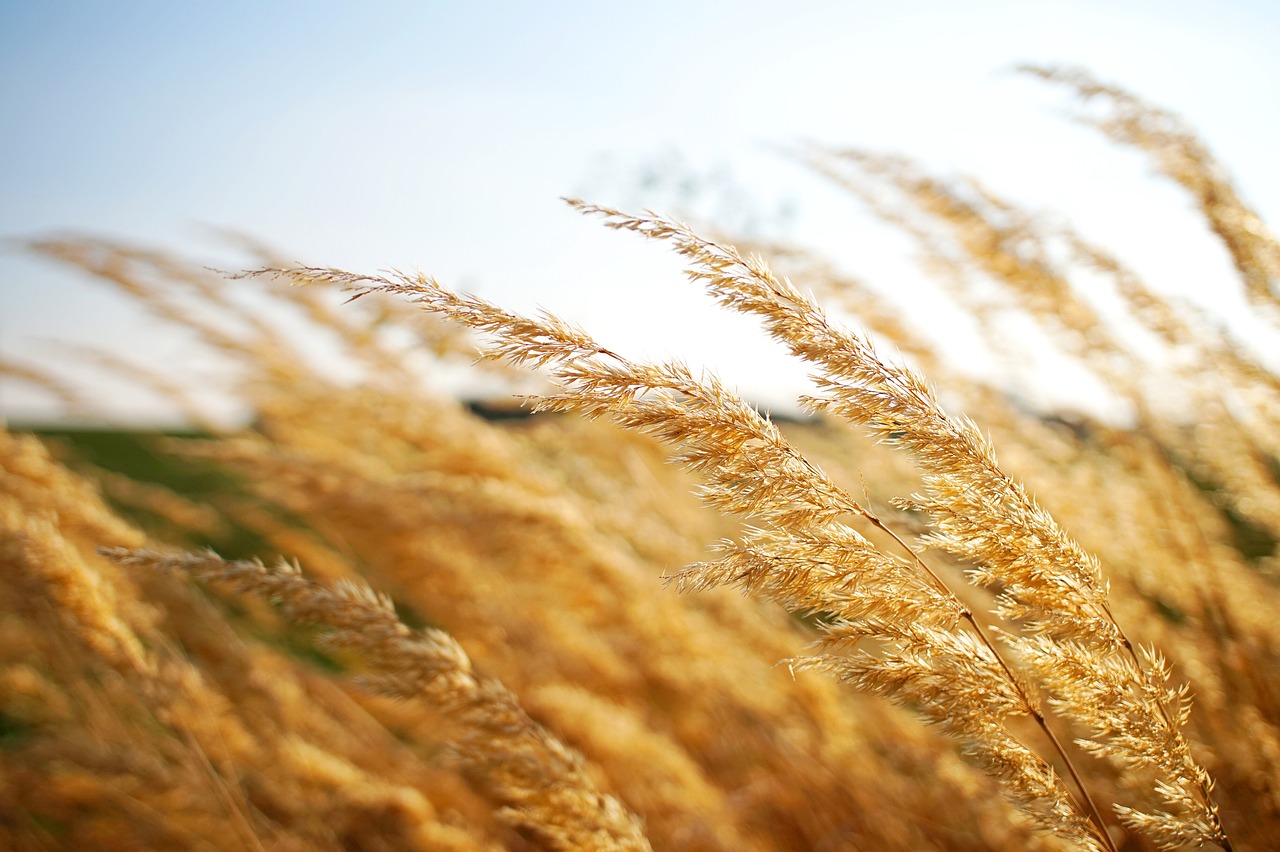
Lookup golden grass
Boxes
[3,66,1277,850]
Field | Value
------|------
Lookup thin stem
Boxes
[965,610,1118,852]
[862,509,1119,852]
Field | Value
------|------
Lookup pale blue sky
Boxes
[3,1,1278,423]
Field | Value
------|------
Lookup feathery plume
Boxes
[101,546,652,851]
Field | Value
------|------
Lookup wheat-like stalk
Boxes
[1020,63,1280,317]
[572,200,1233,850]
[256,263,1108,847]
[100,546,652,852]
[257,197,1238,848]
[0,358,92,418]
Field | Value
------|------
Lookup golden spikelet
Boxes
[101,546,651,851]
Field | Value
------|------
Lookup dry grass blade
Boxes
[257,260,1123,849]
[568,199,1232,850]
[100,546,652,852]
[0,358,91,418]
[1021,63,1280,316]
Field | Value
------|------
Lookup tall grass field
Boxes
[3,66,1278,850]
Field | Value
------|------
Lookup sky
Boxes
[2,0,1278,424]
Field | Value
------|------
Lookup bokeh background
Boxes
[3,0,1279,423]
